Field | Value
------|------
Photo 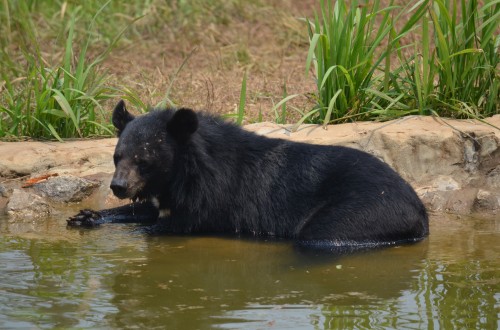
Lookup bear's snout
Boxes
[110,178,129,199]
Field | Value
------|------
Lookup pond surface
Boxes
[0,213,498,329]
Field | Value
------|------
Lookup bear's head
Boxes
[109,100,198,201]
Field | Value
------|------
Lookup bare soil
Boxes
[101,1,320,122]
[98,0,443,123]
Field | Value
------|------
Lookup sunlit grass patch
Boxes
[0,1,136,140]
[302,0,499,125]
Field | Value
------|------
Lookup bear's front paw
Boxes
[66,209,102,228]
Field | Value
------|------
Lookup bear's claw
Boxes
[67,209,102,228]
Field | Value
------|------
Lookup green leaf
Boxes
[271,94,301,119]
[323,89,343,127]
[236,71,247,126]
[291,108,321,132]
[47,123,64,142]
[305,33,321,77]
[51,89,82,137]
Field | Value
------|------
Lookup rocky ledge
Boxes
[1,115,499,219]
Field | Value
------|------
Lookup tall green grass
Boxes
[422,0,498,117]
[1,0,498,139]
[305,0,398,126]
[0,0,274,138]
[304,0,499,125]
[0,1,137,140]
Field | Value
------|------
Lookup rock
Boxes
[417,189,448,213]
[0,197,7,213]
[431,176,461,191]
[7,189,52,218]
[474,190,500,213]
[444,189,479,214]
[486,166,500,189]
[32,175,100,203]
[463,137,479,173]
[0,139,116,178]
[416,176,461,212]
[477,133,499,158]
[0,184,8,197]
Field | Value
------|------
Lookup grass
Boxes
[222,71,247,125]
[0,0,498,140]
[304,0,397,125]
[302,0,499,125]
[0,0,136,140]
[0,0,282,138]
[426,0,499,117]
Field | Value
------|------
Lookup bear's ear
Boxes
[112,100,135,136]
[166,108,198,142]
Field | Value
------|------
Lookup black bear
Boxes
[68,100,429,248]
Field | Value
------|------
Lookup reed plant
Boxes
[303,0,499,125]
[408,0,499,118]
[304,0,400,126]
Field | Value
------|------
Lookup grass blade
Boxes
[236,71,247,126]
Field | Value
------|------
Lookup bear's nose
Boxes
[110,179,128,199]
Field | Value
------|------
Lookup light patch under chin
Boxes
[150,197,160,209]
[159,209,171,218]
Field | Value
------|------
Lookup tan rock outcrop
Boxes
[1,115,499,217]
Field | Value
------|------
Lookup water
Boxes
[0,213,498,329]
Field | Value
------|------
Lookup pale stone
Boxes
[444,189,478,214]
[6,189,52,219]
[474,190,500,213]
[431,176,461,192]
[486,166,500,189]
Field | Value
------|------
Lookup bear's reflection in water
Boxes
[108,235,428,329]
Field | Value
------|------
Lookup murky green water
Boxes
[0,213,498,329]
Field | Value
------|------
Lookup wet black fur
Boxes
[68,101,429,246]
